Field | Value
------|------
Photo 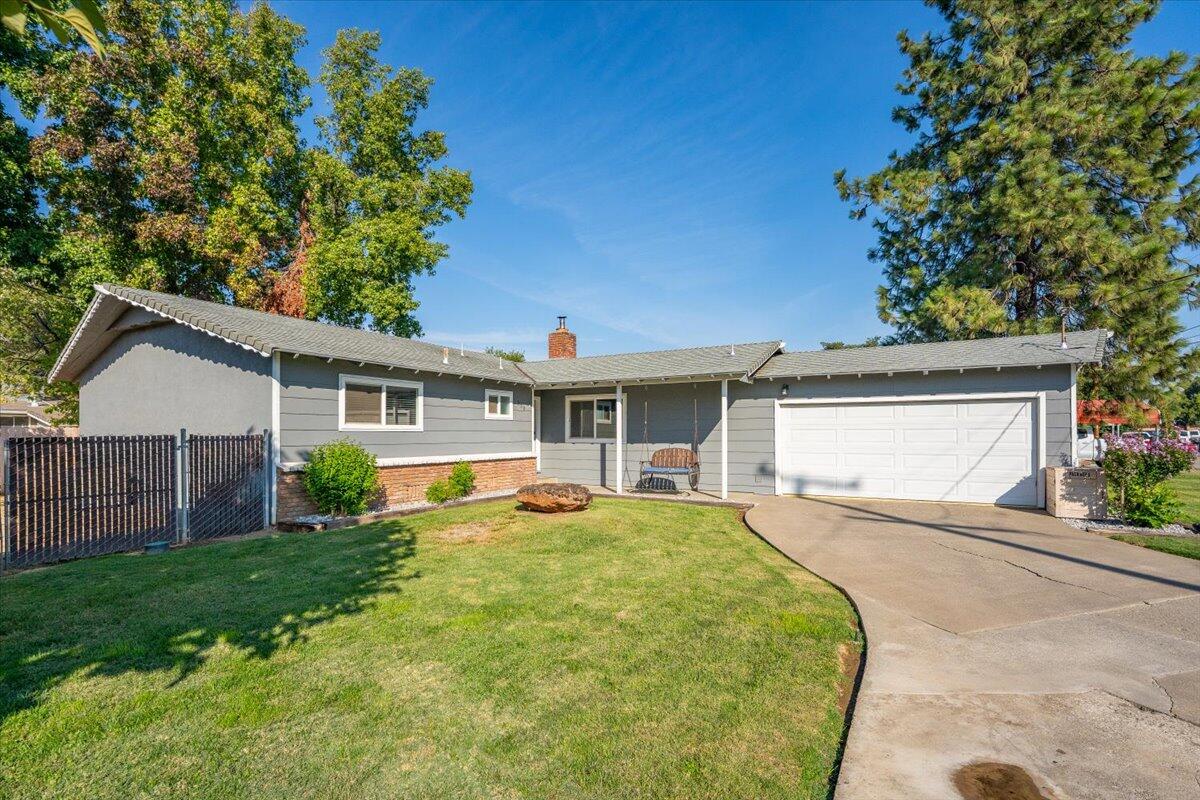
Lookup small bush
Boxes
[449,461,476,497]
[426,462,476,505]
[303,439,379,516]
[426,479,454,504]
[1123,483,1181,529]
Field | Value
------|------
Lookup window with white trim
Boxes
[485,389,514,420]
[566,395,620,441]
[339,375,422,430]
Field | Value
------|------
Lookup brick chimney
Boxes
[548,315,577,359]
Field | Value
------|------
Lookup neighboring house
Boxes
[0,398,77,486]
[49,284,1108,518]
[0,398,54,429]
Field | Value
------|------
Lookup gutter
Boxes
[528,372,749,390]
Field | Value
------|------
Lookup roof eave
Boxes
[529,371,747,390]
[47,289,107,383]
[762,358,1101,381]
[274,348,533,386]
[101,285,272,357]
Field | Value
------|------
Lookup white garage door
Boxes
[777,398,1038,506]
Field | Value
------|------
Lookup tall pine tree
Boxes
[836,0,1199,404]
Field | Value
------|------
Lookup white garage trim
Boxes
[774,391,1047,507]
[1070,364,1078,466]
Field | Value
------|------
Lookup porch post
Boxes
[615,383,623,494]
[720,379,729,499]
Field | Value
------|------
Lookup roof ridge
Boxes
[524,339,781,365]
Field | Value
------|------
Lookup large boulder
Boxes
[516,482,592,513]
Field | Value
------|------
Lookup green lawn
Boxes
[1166,470,1200,526]
[0,499,859,800]
[1110,534,1200,560]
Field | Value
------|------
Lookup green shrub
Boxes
[303,439,379,516]
[1102,435,1196,527]
[426,462,476,505]
[449,461,476,497]
[1122,483,1181,529]
[426,479,454,504]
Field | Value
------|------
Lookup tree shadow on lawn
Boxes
[0,519,418,724]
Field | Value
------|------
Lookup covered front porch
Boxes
[534,379,733,499]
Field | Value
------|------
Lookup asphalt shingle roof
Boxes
[52,285,1109,387]
[518,341,783,387]
[756,329,1109,379]
[69,284,531,384]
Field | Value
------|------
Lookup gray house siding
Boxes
[727,381,775,493]
[537,365,1074,497]
[79,319,271,436]
[537,382,724,492]
[278,355,533,465]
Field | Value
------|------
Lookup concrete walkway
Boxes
[744,496,1200,800]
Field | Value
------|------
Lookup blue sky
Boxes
[129,3,1200,356]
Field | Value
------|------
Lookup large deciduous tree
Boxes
[298,29,472,338]
[0,4,471,417]
[1,0,309,409]
[836,0,1200,404]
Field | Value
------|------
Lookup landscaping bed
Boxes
[1059,517,1196,536]
[0,498,859,800]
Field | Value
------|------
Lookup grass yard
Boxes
[1109,534,1200,561]
[1166,470,1200,526]
[0,499,859,800]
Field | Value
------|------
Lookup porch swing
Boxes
[636,395,701,492]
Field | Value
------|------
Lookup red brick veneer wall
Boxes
[276,457,536,520]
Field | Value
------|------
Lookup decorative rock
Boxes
[516,482,592,513]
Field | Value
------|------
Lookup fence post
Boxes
[262,429,272,530]
[177,428,190,543]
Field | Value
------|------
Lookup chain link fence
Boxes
[2,430,270,569]
[186,433,268,542]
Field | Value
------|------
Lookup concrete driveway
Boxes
[744,495,1200,800]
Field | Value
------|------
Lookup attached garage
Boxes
[757,331,1109,508]
[775,394,1041,506]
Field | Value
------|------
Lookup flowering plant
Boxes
[1100,435,1196,527]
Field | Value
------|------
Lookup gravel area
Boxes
[1060,517,1197,537]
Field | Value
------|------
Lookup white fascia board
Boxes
[95,286,269,356]
[765,361,1086,381]
[778,390,1042,405]
[47,289,106,382]
[533,374,740,390]
[278,450,536,472]
[281,349,532,386]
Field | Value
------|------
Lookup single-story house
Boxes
[49,284,1109,518]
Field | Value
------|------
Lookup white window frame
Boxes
[338,373,424,432]
[484,388,514,420]
[564,392,627,443]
